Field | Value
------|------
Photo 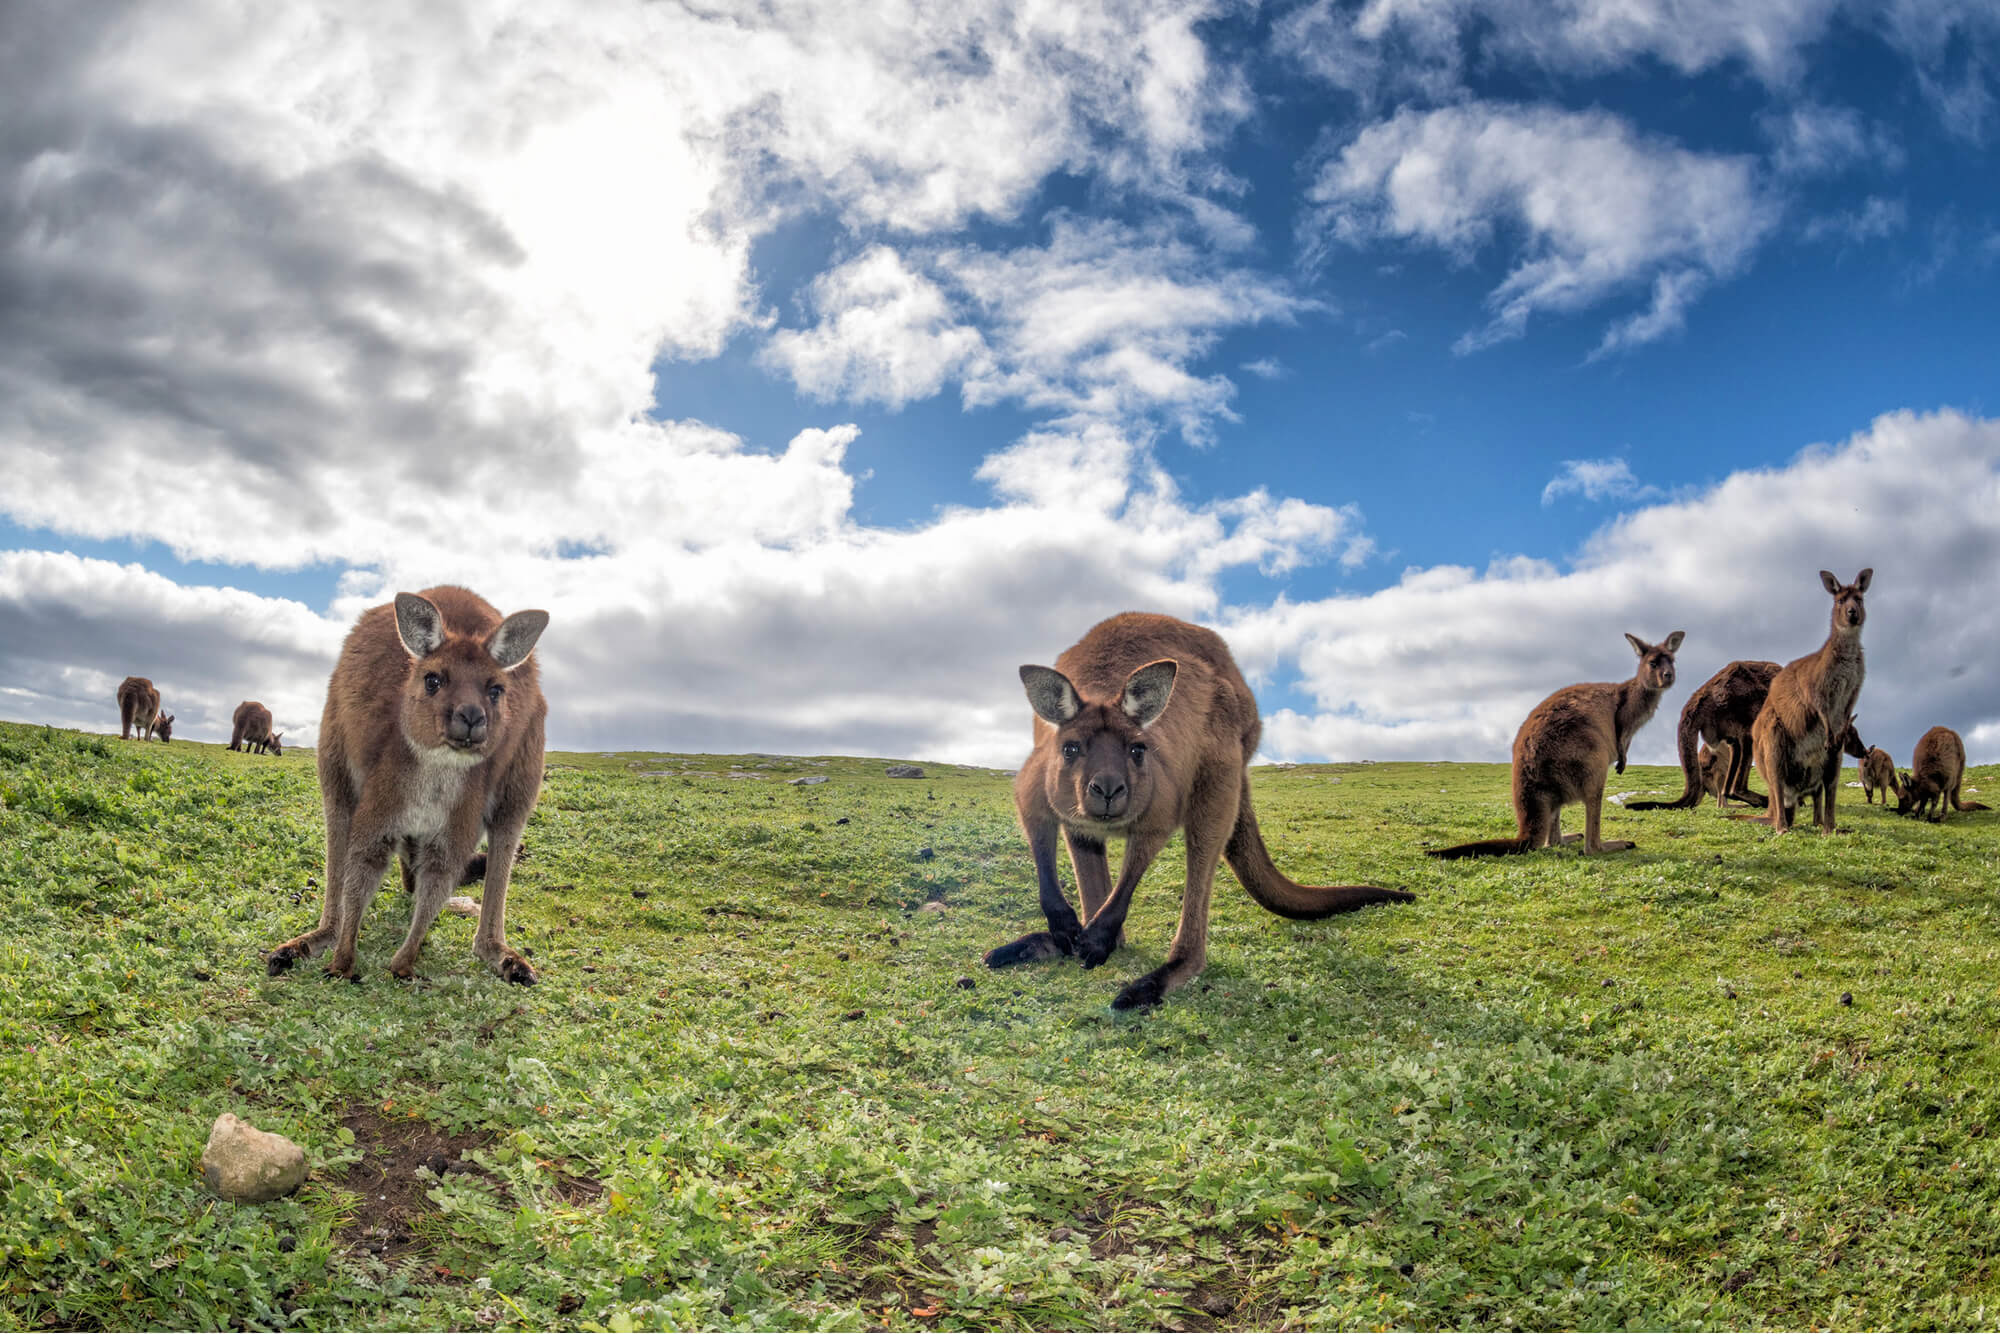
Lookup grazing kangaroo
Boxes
[1429,631,1683,859]
[1625,660,1780,811]
[266,586,549,984]
[986,613,1413,1011]
[1750,570,1870,835]
[229,701,283,755]
[1860,745,1897,804]
[116,676,172,742]
[1895,726,1988,822]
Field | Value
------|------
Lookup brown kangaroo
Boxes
[1625,660,1780,811]
[985,613,1413,1010]
[1429,631,1683,859]
[1895,726,1989,822]
[1860,745,1897,804]
[266,586,549,984]
[229,701,283,755]
[1750,569,1870,834]
[117,676,172,742]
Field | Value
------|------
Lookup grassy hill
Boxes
[2,717,1998,1330]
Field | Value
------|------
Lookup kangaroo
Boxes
[1429,631,1683,859]
[1625,660,1780,811]
[117,676,159,741]
[1750,570,1870,835]
[266,586,549,984]
[229,701,283,755]
[985,613,1413,1010]
[1860,745,1897,805]
[1895,726,1988,822]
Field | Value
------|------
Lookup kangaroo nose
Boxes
[1087,775,1127,808]
[448,705,487,743]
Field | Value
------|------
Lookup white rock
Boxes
[445,896,481,917]
[201,1113,306,1203]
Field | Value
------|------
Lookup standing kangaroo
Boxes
[1750,570,1870,835]
[1429,631,1683,859]
[266,586,549,984]
[1625,660,1780,811]
[986,613,1413,1010]
[1860,745,1897,805]
[1895,726,1988,822]
[229,701,283,755]
[117,676,173,742]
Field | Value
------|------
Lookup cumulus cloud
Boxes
[1540,458,1661,506]
[1224,409,2000,766]
[1306,103,1778,354]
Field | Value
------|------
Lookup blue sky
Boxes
[2,0,1997,766]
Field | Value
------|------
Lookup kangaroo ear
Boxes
[1819,570,1840,595]
[1121,659,1178,729]
[395,593,447,658]
[1020,666,1081,725]
[486,609,549,670]
[1663,630,1685,654]
[1853,567,1872,593]
[1624,633,1647,657]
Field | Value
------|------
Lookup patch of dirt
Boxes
[329,1101,605,1267]
[331,1106,495,1265]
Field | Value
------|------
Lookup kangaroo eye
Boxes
[487,684,504,704]
[1128,743,1147,762]
[423,672,442,695]
[1060,741,1081,761]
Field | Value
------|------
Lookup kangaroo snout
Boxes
[1086,773,1128,817]
[448,704,488,745]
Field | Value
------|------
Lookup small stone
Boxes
[884,765,925,779]
[423,1152,450,1175]
[1050,1226,1074,1242]
[835,816,850,825]
[276,1234,297,1253]
[631,889,650,899]
[841,1008,865,1021]
[917,847,934,860]
[201,1113,307,1203]
[789,776,828,786]
[955,976,976,991]
[836,951,850,961]
[1199,1294,1236,1317]
[444,896,480,917]
[1839,991,1853,1006]
[919,900,948,913]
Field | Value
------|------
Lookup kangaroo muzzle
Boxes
[447,704,487,745]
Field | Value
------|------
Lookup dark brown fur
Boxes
[1430,631,1683,859]
[1625,660,1779,811]
[116,676,172,742]
[1860,745,1897,805]
[265,586,549,984]
[986,612,1412,1010]
[229,701,283,755]
[1895,726,1988,822]
[1750,570,1870,834]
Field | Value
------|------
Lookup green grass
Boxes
[3,718,1999,1330]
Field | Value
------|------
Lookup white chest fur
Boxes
[397,750,481,839]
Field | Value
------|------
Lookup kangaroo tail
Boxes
[1224,779,1414,918]
[1426,837,1535,860]
[1954,798,1991,812]
[119,693,135,730]
[1625,708,1702,811]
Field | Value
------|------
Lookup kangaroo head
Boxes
[1839,718,1867,760]
[1623,630,1683,690]
[1820,568,1871,633]
[267,730,284,756]
[394,592,549,764]
[1894,770,1927,815]
[1020,658,1178,825]
[154,714,174,743]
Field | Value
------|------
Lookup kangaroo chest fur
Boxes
[387,749,486,843]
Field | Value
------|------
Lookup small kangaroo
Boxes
[229,701,283,755]
[116,676,172,742]
[1750,569,1870,834]
[1860,745,1897,805]
[266,586,549,984]
[986,613,1413,1010]
[1625,660,1780,811]
[1895,726,1988,822]
[1430,631,1683,859]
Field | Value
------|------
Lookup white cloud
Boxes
[1306,103,1778,354]
[1241,357,1288,379]
[1801,195,1910,245]
[1224,409,2000,766]
[1763,103,1907,176]
[1540,458,1661,506]
[759,247,986,408]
